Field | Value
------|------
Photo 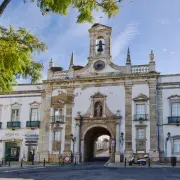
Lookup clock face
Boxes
[93,60,105,71]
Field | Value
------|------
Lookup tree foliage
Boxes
[0,25,47,93]
[0,0,123,23]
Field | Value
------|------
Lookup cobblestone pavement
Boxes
[0,162,180,180]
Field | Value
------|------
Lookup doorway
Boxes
[5,141,20,161]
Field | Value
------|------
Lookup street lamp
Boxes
[70,134,76,163]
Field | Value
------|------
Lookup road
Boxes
[0,162,180,180]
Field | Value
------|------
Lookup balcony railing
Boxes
[168,116,180,124]
[7,121,21,128]
[26,121,40,128]
[51,116,64,123]
[134,114,148,121]
[0,122,2,129]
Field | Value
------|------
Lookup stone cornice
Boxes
[0,90,44,96]
[43,72,160,86]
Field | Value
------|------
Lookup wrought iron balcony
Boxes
[0,122,2,129]
[134,114,148,121]
[51,116,64,123]
[26,121,40,128]
[168,116,180,124]
[7,121,21,128]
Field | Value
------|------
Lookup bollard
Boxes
[74,156,76,166]
[2,158,3,165]
[62,158,64,166]
[8,159,10,167]
[43,158,45,167]
[148,158,150,167]
[125,158,126,167]
[59,156,60,166]
[21,159,23,167]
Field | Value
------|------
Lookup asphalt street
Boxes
[0,162,180,180]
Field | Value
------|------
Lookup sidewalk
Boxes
[105,162,180,168]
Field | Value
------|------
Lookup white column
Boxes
[115,120,120,162]
[75,120,80,153]
[75,119,80,163]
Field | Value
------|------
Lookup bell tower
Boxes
[88,23,112,61]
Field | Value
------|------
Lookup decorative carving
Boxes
[133,93,149,102]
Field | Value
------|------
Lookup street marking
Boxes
[3,167,44,173]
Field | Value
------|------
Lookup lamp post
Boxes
[70,134,76,163]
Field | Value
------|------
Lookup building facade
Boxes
[0,23,179,163]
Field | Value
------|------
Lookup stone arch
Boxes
[82,124,115,140]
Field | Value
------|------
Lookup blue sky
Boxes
[1,0,180,81]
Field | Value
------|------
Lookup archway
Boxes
[84,126,113,162]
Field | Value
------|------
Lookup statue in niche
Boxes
[94,101,103,117]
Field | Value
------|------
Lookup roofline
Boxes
[16,83,42,86]
[159,74,180,77]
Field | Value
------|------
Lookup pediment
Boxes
[52,91,73,105]
[133,93,149,102]
[168,95,180,99]
[29,101,41,106]
[51,100,65,108]
[11,102,22,106]
[91,92,107,98]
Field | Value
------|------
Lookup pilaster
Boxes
[63,88,74,154]
[39,87,52,161]
[124,81,133,160]
[115,119,120,162]
[149,79,159,161]
[157,88,164,159]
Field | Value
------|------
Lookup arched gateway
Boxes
[73,92,121,163]
[83,125,114,162]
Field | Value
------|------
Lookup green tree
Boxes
[0,25,47,93]
[0,0,124,23]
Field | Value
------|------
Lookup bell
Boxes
[97,40,104,52]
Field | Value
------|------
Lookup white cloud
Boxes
[112,23,139,59]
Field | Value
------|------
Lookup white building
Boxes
[0,84,42,162]
[0,23,180,163]
[157,74,180,160]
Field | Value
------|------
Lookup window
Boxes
[53,131,61,141]
[11,109,20,121]
[136,104,145,119]
[30,108,39,121]
[136,104,145,114]
[174,139,180,153]
[137,129,145,139]
[54,109,63,116]
[172,103,180,116]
